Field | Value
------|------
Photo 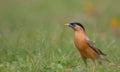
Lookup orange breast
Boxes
[74,32,99,59]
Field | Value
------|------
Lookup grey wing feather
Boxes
[86,38,106,56]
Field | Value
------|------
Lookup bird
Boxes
[64,22,110,72]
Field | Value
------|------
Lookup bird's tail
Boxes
[100,55,120,68]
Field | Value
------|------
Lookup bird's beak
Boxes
[64,23,69,26]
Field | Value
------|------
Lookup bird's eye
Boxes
[69,24,76,28]
[71,24,76,26]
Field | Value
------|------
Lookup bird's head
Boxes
[64,22,85,32]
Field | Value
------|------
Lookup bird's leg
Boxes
[92,59,96,72]
[83,58,87,67]
[83,58,87,72]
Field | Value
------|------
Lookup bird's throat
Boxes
[74,31,86,41]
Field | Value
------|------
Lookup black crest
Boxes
[70,22,85,31]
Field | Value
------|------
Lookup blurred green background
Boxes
[0,0,120,72]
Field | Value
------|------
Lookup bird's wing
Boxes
[86,37,106,56]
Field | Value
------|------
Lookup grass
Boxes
[0,0,120,72]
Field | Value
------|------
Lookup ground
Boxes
[0,0,120,72]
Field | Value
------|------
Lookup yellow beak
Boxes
[64,23,69,26]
